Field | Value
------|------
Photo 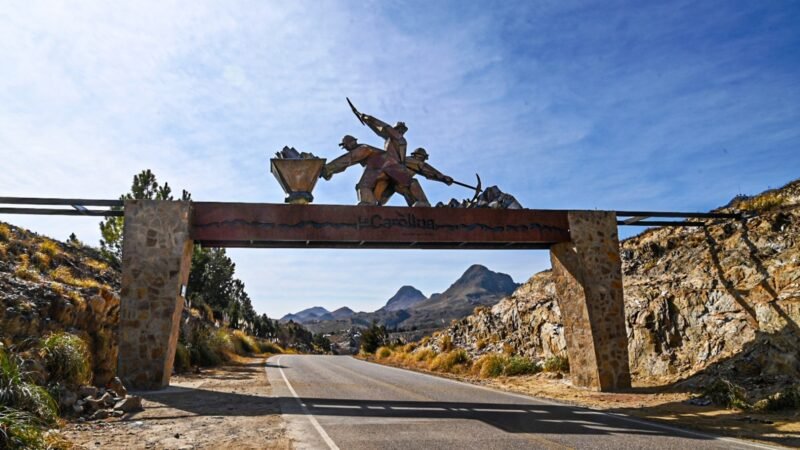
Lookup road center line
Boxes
[273,356,340,450]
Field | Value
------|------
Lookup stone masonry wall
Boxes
[550,211,631,391]
[118,200,193,390]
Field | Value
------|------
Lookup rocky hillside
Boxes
[434,180,800,387]
[0,223,120,384]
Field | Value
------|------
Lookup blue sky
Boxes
[1,1,798,318]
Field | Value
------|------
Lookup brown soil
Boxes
[364,356,800,448]
[64,355,291,450]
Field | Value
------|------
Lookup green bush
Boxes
[0,346,57,424]
[174,343,191,373]
[504,356,540,376]
[475,354,507,378]
[542,354,570,373]
[39,332,92,388]
[376,346,392,359]
[702,378,750,410]
[258,341,284,354]
[188,327,233,367]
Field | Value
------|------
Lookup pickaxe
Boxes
[346,97,365,126]
[450,173,483,202]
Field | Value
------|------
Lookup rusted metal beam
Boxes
[0,197,123,207]
[0,207,123,217]
[191,203,570,249]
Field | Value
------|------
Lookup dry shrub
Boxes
[259,341,284,354]
[14,255,40,282]
[0,242,7,259]
[736,192,785,212]
[84,258,109,272]
[231,330,259,355]
[66,291,85,308]
[0,224,11,241]
[376,346,392,359]
[502,343,514,355]
[413,348,436,363]
[49,266,100,289]
[401,343,417,354]
[38,240,60,257]
[32,252,51,271]
[475,338,487,351]
[440,335,453,352]
[429,349,470,372]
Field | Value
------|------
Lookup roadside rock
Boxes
[114,395,143,413]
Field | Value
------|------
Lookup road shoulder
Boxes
[64,355,291,449]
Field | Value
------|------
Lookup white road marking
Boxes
[357,357,782,450]
[273,356,340,450]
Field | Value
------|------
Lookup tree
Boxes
[360,321,388,353]
[98,169,189,263]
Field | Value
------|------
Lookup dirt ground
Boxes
[365,356,800,448]
[63,355,291,450]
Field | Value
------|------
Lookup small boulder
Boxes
[106,377,127,397]
[99,392,115,407]
[114,395,143,413]
[78,386,98,398]
[59,390,78,409]
[72,403,84,415]
[83,397,105,413]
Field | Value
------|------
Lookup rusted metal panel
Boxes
[191,203,570,249]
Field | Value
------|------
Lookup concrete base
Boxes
[117,200,193,390]
[550,211,632,391]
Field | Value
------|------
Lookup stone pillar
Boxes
[549,211,631,391]
[118,200,193,390]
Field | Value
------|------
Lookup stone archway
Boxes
[117,200,631,392]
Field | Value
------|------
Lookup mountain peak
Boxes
[383,286,427,312]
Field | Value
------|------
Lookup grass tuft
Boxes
[38,240,60,257]
[258,341,284,354]
[0,346,58,424]
[14,254,40,282]
[0,407,48,449]
[429,349,470,372]
[83,258,109,272]
[49,266,101,289]
[504,356,540,376]
[0,224,11,242]
[40,332,92,389]
[376,346,392,359]
[473,354,507,378]
[736,191,785,212]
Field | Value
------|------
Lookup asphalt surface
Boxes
[266,355,775,450]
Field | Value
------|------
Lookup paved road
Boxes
[266,355,774,450]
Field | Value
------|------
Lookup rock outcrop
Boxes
[0,225,120,384]
[436,180,800,386]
